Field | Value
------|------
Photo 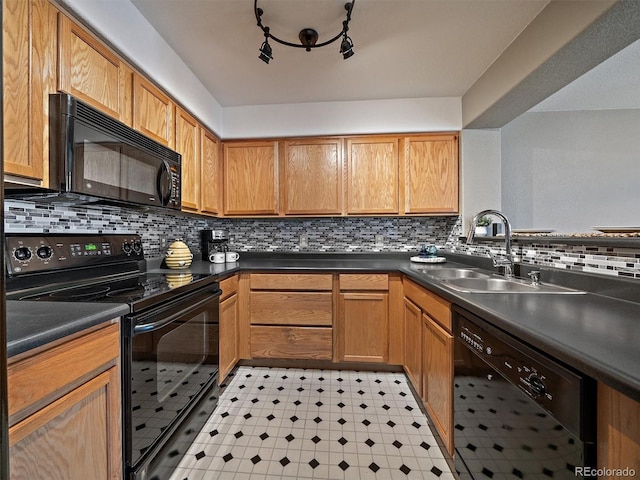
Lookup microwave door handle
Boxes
[133,293,219,334]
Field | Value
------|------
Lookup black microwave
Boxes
[49,92,181,210]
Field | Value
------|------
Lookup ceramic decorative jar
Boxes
[164,240,193,269]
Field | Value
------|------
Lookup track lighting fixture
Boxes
[255,0,356,63]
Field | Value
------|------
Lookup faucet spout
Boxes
[467,209,514,277]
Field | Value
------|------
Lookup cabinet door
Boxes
[404,135,459,213]
[3,0,57,182]
[175,107,200,212]
[200,128,220,215]
[282,138,342,215]
[403,297,422,392]
[423,314,454,456]
[337,293,388,363]
[223,142,279,215]
[9,367,121,480]
[133,74,174,147]
[597,383,640,475]
[58,14,129,122]
[219,294,238,384]
[345,136,399,214]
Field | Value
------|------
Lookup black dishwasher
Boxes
[452,305,596,479]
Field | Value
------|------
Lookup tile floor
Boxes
[168,366,456,480]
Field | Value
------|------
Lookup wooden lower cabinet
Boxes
[248,273,333,360]
[219,275,239,383]
[250,326,332,360]
[336,292,388,363]
[251,291,332,326]
[403,297,422,392]
[597,383,640,478]
[10,368,119,480]
[219,294,239,384]
[8,322,121,480]
[422,314,454,456]
[403,277,454,456]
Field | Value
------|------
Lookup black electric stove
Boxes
[5,233,222,480]
[5,233,216,312]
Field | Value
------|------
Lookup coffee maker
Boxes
[200,230,229,261]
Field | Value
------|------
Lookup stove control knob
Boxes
[132,240,142,254]
[122,242,132,255]
[528,375,546,396]
[14,247,32,261]
[37,246,53,260]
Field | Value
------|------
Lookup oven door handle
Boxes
[133,293,219,334]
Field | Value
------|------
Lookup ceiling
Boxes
[532,37,640,112]
[131,0,549,108]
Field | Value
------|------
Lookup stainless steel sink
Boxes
[426,268,491,280]
[442,277,585,294]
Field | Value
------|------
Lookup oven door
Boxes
[123,287,220,478]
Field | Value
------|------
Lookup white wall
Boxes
[501,109,640,233]
[222,98,461,139]
[59,0,224,136]
[460,130,502,235]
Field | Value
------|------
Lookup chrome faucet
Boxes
[466,209,514,277]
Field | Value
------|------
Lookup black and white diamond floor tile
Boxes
[168,366,455,480]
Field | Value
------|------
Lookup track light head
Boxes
[340,36,354,59]
[258,40,273,64]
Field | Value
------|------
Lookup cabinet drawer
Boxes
[220,275,238,300]
[404,279,451,331]
[251,273,333,291]
[8,322,119,423]
[339,273,388,291]
[250,326,332,360]
[250,292,332,326]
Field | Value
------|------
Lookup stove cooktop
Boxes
[7,271,217,312]
[5,233,217,313]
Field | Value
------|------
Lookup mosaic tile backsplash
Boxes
[4,199,639,279]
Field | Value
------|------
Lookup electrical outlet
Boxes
[375,234,383,244]
[300,235,308,247]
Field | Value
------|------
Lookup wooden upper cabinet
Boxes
[58,14,130,122]
[345,136,399,214]
[3,0,57,182]
[403,134,459,214]
[223,141,279,215]
[282,138,342,215]
[133,74,174,148]
[200,128,220,215]
[175,107,200,212]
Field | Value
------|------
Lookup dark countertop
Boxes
[148,253,640,401]
[8,252,639,402]
[6,301,129,358]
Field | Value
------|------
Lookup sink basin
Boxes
[442,277,585,294]
[426,268,491,280]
